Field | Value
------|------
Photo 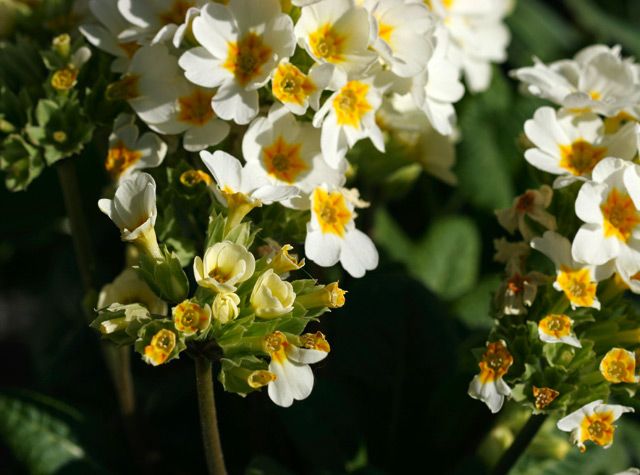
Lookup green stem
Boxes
[195,356,227,475]
[491,414,547,475]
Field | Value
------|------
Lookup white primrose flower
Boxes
[98,267,168,316]
[193,241,256,293]
[98,172,162,259]
[79,0,145,73]
[313,70,386,168]
[524,107,638,188]
[557,400,634,452]
[122,44,230,152]
[242,105,346,209]
[410,25,465,136]
[179,0,296,124]
[264,331,329,407]
[615,470,640,475]
[532,231,613,310]
[365,0,434,78]
[468,340,513,414]
[105,114,167,182]
[512,45,640,116]
[495,185,557,241]
[294,0,378,79]
[305,184,378,278]
[271,60,333,115]
[424,0,511,92]
[572,158,640,274]
[155,6,201,48]
[537,314,581,348]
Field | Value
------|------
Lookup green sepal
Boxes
[205,211,227,247]
[89,303,153,346]
[0,133,44,191]
[136,246,189,304]
[134,319,186,366]
[218,355,268,396]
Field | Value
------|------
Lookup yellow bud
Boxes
[180,169,213,187]
[52,33,71,57]
[52,131,67,143]
[51,67,78,91]
[248,370,277,388]
[296,282,346,309]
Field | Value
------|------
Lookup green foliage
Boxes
[137,246,190,304]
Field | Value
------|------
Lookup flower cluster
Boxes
[469,45,640,453]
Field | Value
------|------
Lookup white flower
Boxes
[537,314,581,348]
[294,0,377,78]
[305,185,378,278]
[264,331,329,407]
[532,231,613,310]
[98,172,162,258]
[105,114,167,182]
[193,241,256,293]
[468,340,513,413]
[98,267,167,316]
[512,45,640,116]
[495,185,557,241]
[179,0,296,124]
[250,269,296,318]
[122,44,230,152]
[243,105,346,209]
[615,470,640,475]
[313,71,386,167]
[557,400,634,452]
[271,60,332,115]
[572,158,640,275]
[410,25,465,136]
[366,0,434,78]
[524,107,638,188]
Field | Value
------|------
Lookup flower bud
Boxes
[269,243,304,275]
[251,269,295,318]
[212,292,240,324]
[296,282,346,309]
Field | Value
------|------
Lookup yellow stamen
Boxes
[309,23,346,63]
[248,370,277,388]
[144,329,176,365]
[538,314,573,339]
[600,347,637,383]
[312,188,352,237]
[272,62,316,106]
[262,136,309,183]
[556,266,597,308]
[51,67,78,91]
[105,141,142,178]
[532,386,559,410]
[264,331,288,364]
[178,89,215,125]
[478,341,513,384]
[601,188,640,242]
[579,411,615,451]
[173,300,210,334]
[333,81,372,128]
[300,331,331,353]
[559,140,608,176]
[223,32,272,87]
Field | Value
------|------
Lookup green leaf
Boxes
[453,274,501,329]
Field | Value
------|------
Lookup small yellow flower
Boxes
[248,370,277,389]
[144,328,177,366]
[600,348,639,383]
[532,386,559,410]
[296,282,346,309]
[173,300,211,336]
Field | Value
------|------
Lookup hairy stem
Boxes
[195,356,227,475]
[491,414,548,475]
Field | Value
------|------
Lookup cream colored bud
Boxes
[193,241,256,293]
[212,292,240,324]
[269,244,304,274]
[296,282,346,309]
[250,269,295,318]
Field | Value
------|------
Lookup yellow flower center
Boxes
[158,0,193,25]
[107,74,140,101]
[223,32,272,87]
[378,21,394,44]
[180,169,212,187]
[601,188,640,242]
[478,341,513,384]
[309,23,346,63]
[312,188,352,237]
[532,386,560,410]
[178,89,215,125]
[539,314,573,338]
[51,67,78,91]
[262,136,309,183]
[556,266,597,308]
[208,267,232,283]
[580,412,614,451]
[604,111,637,134]
[600,348,637,383]
[559,140,608,176]
[144,329,177,365]
[52,131,67,143]
[119,41,140,59]
[425,0,453,9]
[248,370,277,388]
[105,141,143,178]
[173,300,210,334]
[272,62,316,106]
[333,81,372,128]
[265,331,288,363]
[300,331,331,353]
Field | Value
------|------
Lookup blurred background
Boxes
[2,0,640,474]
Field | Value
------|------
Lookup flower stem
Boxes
[491,414,547,475]
[195,356,227,475]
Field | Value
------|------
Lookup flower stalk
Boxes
[491,414,547,475]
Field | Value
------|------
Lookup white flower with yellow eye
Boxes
[600,348,639,384]
[98,172,163,259]
[178,0,296,124]
[557,400,634,452]
[537,314,581,348]
[193,241,256,293]
[98,267,168,316]
[243,105,346,209]
[532,231,614,310]
[423,0,511,93]
[250,269,296,318]
[410,25,465,136]
[495,185,557,241]
[366,0,434,78]
[271,60,333,115]
[264,331,330,407]
[294,0,377,79]
[80,0,145,73]
[105,114,167,183]
[468,340,513,413]
[512,45,640,116]
[121,44,230,152]
[571,158,640,273]
[524,107,638,188]
[313,71,386,167]
[305,185,378,278]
